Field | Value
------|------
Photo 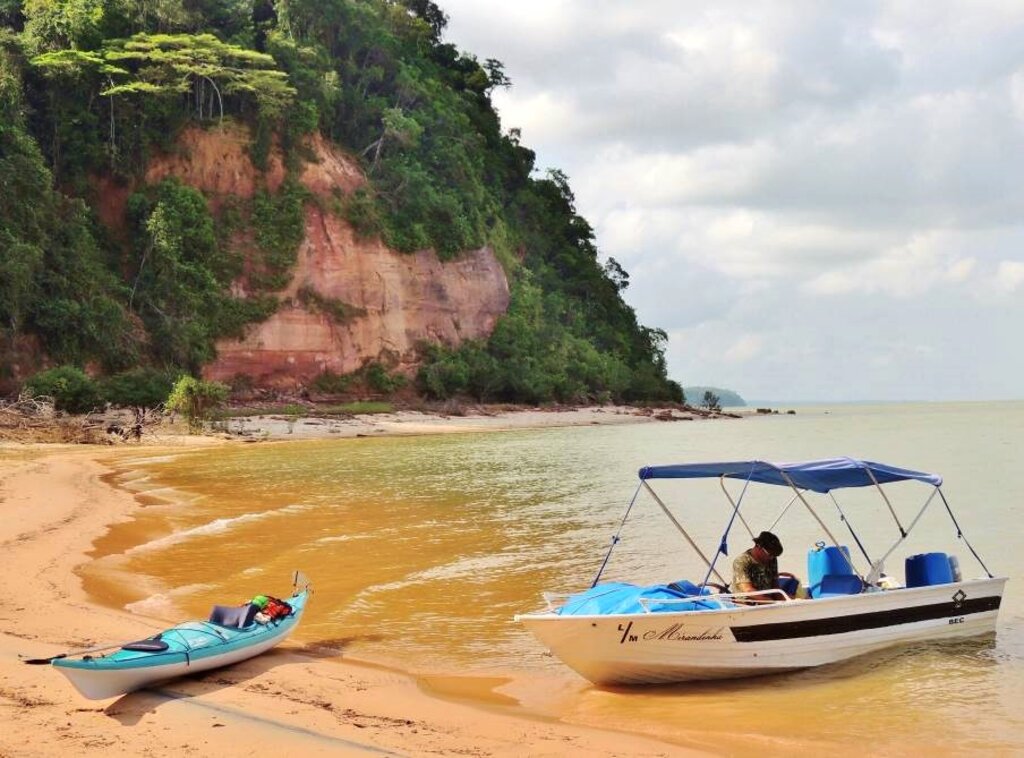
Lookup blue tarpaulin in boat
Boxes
[556,582,723,615]
[638,457,941,493]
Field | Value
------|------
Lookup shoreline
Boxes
[0,412,708,755]
[218,403,745,441]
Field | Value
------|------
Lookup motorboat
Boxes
[43,573,311,699]
[515,459,1006,685]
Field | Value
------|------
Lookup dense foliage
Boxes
[166,374,228,430]
[24,365,102,412]
[1,0,681,404]
[25,364,177,410]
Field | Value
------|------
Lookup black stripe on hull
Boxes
[730,596,1001,642]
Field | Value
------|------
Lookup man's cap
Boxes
[754,531,783,557]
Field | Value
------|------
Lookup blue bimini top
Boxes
[638,457,942,494]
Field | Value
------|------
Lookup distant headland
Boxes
[684,386,746,408]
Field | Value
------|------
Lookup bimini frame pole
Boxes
[936,488,993,578]
[642,481,728,585]
[718,479,755,538]
[700,473,755,589]
[866,486,939,583]
[780,472,861,576]
[590,482,644,588]
[769,493,801,533]
[865,466,907,538]
[828,491,873,566]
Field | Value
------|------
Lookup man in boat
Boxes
[732,531,786,599]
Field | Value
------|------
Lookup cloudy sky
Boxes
[439,0,1024,402]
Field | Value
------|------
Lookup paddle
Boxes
[22,641,132,665]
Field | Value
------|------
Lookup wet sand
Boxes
[0,409,708,756]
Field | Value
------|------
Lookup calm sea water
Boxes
[84,402,1024,755]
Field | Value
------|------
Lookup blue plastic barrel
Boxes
[807,545,853,596]
[905,552,953,587]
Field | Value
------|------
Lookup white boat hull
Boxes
[516,577,1006,685]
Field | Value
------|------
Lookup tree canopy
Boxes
[1,0,682,404]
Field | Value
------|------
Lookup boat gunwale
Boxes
[514,576,1008,623]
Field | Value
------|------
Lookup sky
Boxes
[438,1,1024,402]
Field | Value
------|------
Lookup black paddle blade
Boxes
[22,653,65,665]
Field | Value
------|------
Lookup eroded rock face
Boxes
[92,124,286,231]
[146,125,287,199]
[133,127,511,388]
[205,205,509,387]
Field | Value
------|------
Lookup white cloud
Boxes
[994,260,1024,293]
[945,258,976,283]
[801,233,969,298]
[723,334,764,364]
[440,1,1024,401]
[1012,70,1024,123]
[493,90,577,144]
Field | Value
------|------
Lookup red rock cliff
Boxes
[127,127,510,388]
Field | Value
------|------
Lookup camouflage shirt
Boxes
[732,549,778,592]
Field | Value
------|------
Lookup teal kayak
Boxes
[53,585,309,700]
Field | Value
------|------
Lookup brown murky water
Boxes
[82,402,1024,754]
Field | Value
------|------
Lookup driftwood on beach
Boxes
[0,395,91,443]
[0,395,163,444]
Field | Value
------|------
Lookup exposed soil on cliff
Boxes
[146,123,287,199]
[90,124,510,389]
[205,203,507,387]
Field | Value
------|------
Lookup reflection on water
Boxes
[571,636,1024,755]
[83,402,1024,753]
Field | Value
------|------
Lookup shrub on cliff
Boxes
[101,368,176,409]
[24,366,102,414]
[363,361,407,394]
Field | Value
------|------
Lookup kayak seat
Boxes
[122,636,170,652]
[209,603,259,629]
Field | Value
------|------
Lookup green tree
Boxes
[101,33,297,121]
[166,374,228,431]
[25,365,102,412]
[101,367,176,408]
[126,178,252,370]
[702,390,721,412]
[397,0,447,41]
[22,0,105,53]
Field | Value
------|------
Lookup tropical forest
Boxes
[0,0,683,411]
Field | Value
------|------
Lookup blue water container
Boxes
[807,545,853,596]
[905,552,953,587]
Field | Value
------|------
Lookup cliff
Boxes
[101,126,510,389]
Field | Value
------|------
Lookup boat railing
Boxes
[541,592,573,612]
[538,587,794,614]
[637,588,793,612]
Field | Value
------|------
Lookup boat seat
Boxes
[209,603,259,628]
[808,544,858,597]
[815,574,864,597]
[778,574,800,597]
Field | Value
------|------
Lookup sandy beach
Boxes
[220,403,737,441]
[0,408,709,757]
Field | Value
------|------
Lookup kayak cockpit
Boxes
[208,603,259,629]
